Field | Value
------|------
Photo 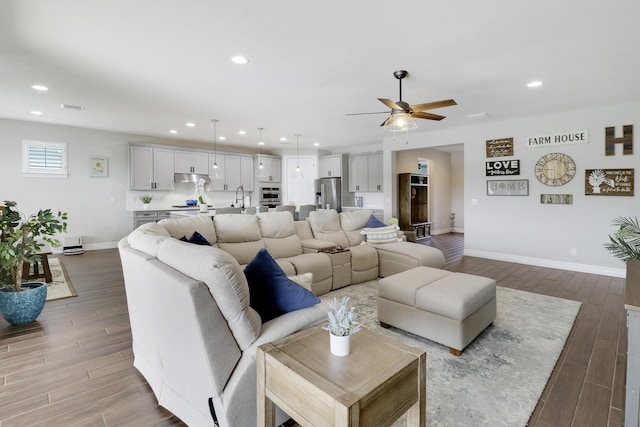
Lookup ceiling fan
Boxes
[347,70,457,130]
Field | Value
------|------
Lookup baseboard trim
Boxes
[464,249,625,278]
[52,241,119,254]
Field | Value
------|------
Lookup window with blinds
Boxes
[22,140,68,176]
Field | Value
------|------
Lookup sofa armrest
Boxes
[300,238,336,253]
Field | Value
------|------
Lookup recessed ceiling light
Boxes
[280,137,287,142]
[258,141,265,146]
[186,122,195,127]
[466,112,490,119]
[218,136,226,141]
[31,85,48,92]
[30,110,43,115]
[231,56,249,65]
[238,130,247,135]
[313,142,320,147]
[169,129,178,134]
[527,80,543,88]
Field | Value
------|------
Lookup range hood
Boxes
[174,173,211,184]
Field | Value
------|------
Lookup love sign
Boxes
[486,159,520,176]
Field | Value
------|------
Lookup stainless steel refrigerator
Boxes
[315,177,353,212]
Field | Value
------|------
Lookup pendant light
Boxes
[211,119,223,180]
[293,133,303,179]
[256,127,267,178]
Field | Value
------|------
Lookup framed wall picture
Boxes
[541,194,573,205]
[487,179,529,196]
[585,168,634,196]
[90,156,108,177]
[485,138,514,158]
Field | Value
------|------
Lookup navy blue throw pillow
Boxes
[244,248,320,323]
[365,214,387,228]
[182,231,211,246]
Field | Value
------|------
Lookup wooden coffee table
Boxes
[257,325,426,427]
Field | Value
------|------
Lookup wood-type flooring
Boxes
[0,233,626,426]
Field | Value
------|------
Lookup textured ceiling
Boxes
[1,0,639,151]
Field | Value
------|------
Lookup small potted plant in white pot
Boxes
[140,194,153,210]
[323,296,361,356]
[0,201,68,326]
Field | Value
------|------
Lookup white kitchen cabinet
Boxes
[240,156,254,191]
[349,154,370,192]
[348,153,383,192]
[368,153,383,192]
[318,154,343,178]
[130,146,174,190]
[209,154,252,191]
[257,155,282,183]
[174,150,209,174]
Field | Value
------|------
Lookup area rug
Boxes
[319,281,581,427]
[44,257,77,301]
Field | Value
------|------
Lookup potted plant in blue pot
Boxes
[605,216,640,292]
[0,201,68,326]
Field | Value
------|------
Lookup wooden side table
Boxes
[21,250,53,283]
[257,325,426,427]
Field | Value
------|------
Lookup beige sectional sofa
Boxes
[117,210,445,427]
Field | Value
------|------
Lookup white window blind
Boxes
[22,140,68,177]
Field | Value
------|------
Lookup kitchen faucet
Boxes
[234,185,245,209]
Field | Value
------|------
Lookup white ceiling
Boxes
[1,1,639,151]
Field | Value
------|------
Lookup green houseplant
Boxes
[0,201,68,325]
[605,216,640,261]
[605,216,640,298]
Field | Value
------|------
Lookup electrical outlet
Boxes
[570,248,577,256]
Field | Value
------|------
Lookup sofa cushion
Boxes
[127,222,172,257]
[308,210,350,248]
[339,210,371,246]
[181,231,212,246]
[288,272,314,292]
[156,239,261,351]
[244,249,320,323]
[257,212,304,258]
[366,214,387,228]
[158,214,217,245]
[361,225,402,245]
[214,214,265,265]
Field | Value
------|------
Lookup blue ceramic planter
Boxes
[0,282,47,326]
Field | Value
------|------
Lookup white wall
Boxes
[384,101,640,277]
[451,151,464,232]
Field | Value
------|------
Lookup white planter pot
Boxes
[199,203,208,212]
[330,333,351,356]
[142,203,150,210]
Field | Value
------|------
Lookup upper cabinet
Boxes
[256,155,281,183]
[318,154,343,178]
[348,153,383,192]
[368,153,383,192]
[174,150,209,174]
[209,154,253,191]
[130,146,174,190]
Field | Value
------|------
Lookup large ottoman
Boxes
[378,266,496,355]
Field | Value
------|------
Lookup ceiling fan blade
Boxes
[345,111,389,116]
[380,116,392,127]
[411,111,446,121]
[410,99,457,112]
[378,98,402,110]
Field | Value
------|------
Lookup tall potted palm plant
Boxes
[0,201,68,326]
[604,216,640,288]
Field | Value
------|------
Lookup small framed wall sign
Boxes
[90,156,108,178]
[585,168,634,196]
[486,137,514,158]
[486,159,520,176]
[541,194,573,205]
[487,179,529,196]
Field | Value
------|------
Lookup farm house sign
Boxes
[526,130,589,147]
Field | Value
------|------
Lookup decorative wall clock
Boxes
[534,153,576,186]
